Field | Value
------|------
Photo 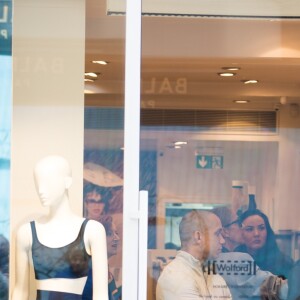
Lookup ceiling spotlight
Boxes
[222,67,241,71]
[85,72,99,78]
[84,78,95,82]
[280,96,287,105]
[167,145,182,149]
[234,100,250,104]
[173,141,188,146]
[218,72,236,77]
[242,79,258,84]
[92,60,108,65]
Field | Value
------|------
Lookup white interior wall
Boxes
[155,138,279,247]
[274,105,300,230]
[10,0,85,295]
[154,106,300,245]
[157,141,278,204]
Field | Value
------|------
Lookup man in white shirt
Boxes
[156,210,232,300]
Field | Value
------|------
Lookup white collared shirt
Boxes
[156,251,232,300]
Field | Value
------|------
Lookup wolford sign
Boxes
[204,260,257,276]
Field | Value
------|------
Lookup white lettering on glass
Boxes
[0,29,7,39]
[0,5,8,23]
[144,77,187,94]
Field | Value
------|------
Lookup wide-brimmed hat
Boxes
[83,162,123,187]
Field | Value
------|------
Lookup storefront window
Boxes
[9,1,300,300]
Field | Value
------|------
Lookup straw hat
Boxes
[83,162,123,187]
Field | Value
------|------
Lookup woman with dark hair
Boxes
[236,209,293,279]
[83,183,112,221]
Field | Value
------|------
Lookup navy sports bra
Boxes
[30,219,92,300]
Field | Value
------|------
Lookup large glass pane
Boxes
[84,1,125,299]
[141,3,300,300]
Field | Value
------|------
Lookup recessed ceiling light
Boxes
[167,145,182,149]
[280,96,287,105]
[173,141,188,146]
[222,67,241,71]
[85,72,99,78]
[84,78,95,82]
[218,72,236,77]
[233,100,250,104]
[92,60,109,65]
[242,79,258,84]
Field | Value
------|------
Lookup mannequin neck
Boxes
[47,193,74,221]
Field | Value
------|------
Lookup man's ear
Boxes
[65,176,73,189]
[193,230,203,244]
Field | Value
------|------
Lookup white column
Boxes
[10,0,85,296]
[122,0,142,299]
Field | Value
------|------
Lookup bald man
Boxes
[156,210,232,300]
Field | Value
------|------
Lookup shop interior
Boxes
[82,1,300,298]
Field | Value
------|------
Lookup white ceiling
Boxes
[107,0,300,18]
[85,0,300,110]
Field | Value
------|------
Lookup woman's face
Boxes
[85,191,105,220]
[107,222,120,258]
[241,215,267,253]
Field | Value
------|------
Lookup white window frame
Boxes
[122,1,147,300]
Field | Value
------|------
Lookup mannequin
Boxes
[12,155,108,300]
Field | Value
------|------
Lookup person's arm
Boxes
[12,223,31,300]
[85,220,109,300]
[217,252,287,299]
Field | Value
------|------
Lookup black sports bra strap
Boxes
[78,219,89,240]
[30,221,38,242]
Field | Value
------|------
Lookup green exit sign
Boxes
[196,155,224,169]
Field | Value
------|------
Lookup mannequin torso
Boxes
[12,156,108,300]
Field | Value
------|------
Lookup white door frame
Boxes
[122,0,145,299]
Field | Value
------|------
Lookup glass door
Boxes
[140,2,300,300]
